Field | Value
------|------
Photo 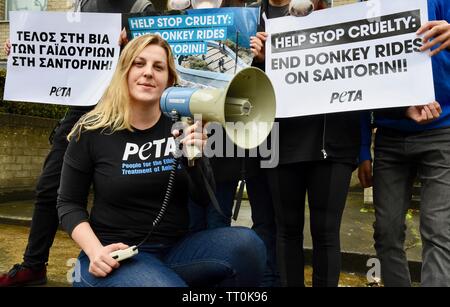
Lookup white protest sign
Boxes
[4,11,121,106]
[266,0,435,118]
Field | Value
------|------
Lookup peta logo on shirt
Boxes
[122,137,176,161]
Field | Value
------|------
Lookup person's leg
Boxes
[267,163,306,287]
[73,251,187,287]
[373,128,415,287]
[23,110,84,268]
[165,227,266,287]
[206,180,238,229]
[1,109,85,287]
[307,161,353,287]
[246,172,280,287]
[415,129,450,286]
[22,148,64,269]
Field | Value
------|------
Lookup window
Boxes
[5,0,48,20]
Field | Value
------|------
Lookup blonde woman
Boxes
[57,35,265,287]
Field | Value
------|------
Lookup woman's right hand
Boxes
[87,243,129,277]
[4,38,11,56]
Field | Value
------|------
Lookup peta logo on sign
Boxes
[49,86,71,97]
[330,90,362,104]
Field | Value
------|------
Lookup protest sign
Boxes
[4,11,121,106]
[126,7,259,88]
[266,0,435,118]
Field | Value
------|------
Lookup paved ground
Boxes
[0,224,369,287]
[0,191,422,286]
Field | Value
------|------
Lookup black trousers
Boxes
[23,109,87,268]
[268,160,354,287]
[246,170,279,287]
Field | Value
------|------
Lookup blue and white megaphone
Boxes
[160,67,276,159]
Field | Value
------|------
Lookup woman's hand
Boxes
[4,38,11,56]
[406,101,442,124]
[172,121,208,154]
[250,32,267,63]
[119,28,128,47]
[417,20,450,56]
[87,243,129,277]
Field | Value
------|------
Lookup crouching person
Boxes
[57,34,266,287]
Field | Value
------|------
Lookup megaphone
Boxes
[160,67,276,157]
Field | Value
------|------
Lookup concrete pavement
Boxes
[0,191,422,285]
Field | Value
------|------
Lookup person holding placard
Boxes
[358,0,450,287]
[250,0,372,287]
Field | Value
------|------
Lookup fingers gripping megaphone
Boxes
[160,67,276,162]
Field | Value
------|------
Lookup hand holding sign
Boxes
[417,20,450,56]
[250,32,267,63]
[4,38,10,56]
[406,101,442,124]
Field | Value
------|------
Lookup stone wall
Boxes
[0,113,56,196]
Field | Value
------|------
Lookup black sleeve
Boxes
[373,107,408,120]
[57,163,92,236]
[143,1,155,13]
[184,157,216,207]
[56,133,94,237]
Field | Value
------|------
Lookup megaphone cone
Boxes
[160,67,276,149]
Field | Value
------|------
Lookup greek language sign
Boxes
[266,0,435,117]
[4,11,121,106]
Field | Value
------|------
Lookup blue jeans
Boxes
[189,177,280,287]
[73,227,266,287]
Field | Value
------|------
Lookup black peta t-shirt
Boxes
[58,114,209,246]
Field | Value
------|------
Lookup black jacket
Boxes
[251,1,361,166]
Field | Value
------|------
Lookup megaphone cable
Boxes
[135,112,182,248]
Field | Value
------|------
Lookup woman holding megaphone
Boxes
[56,34,266,287]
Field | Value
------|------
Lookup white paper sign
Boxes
[266,0,435,118]
[4,11,121,106]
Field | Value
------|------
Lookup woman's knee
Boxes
[223,227,267,272]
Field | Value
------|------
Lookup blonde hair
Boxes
[68,34,179,140]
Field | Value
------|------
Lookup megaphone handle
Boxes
[181,117,202,167]
[185,144,201,167]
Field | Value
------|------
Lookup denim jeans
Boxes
[189,177,280,287]
[374,127,450,287]
[73,227,266,287]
